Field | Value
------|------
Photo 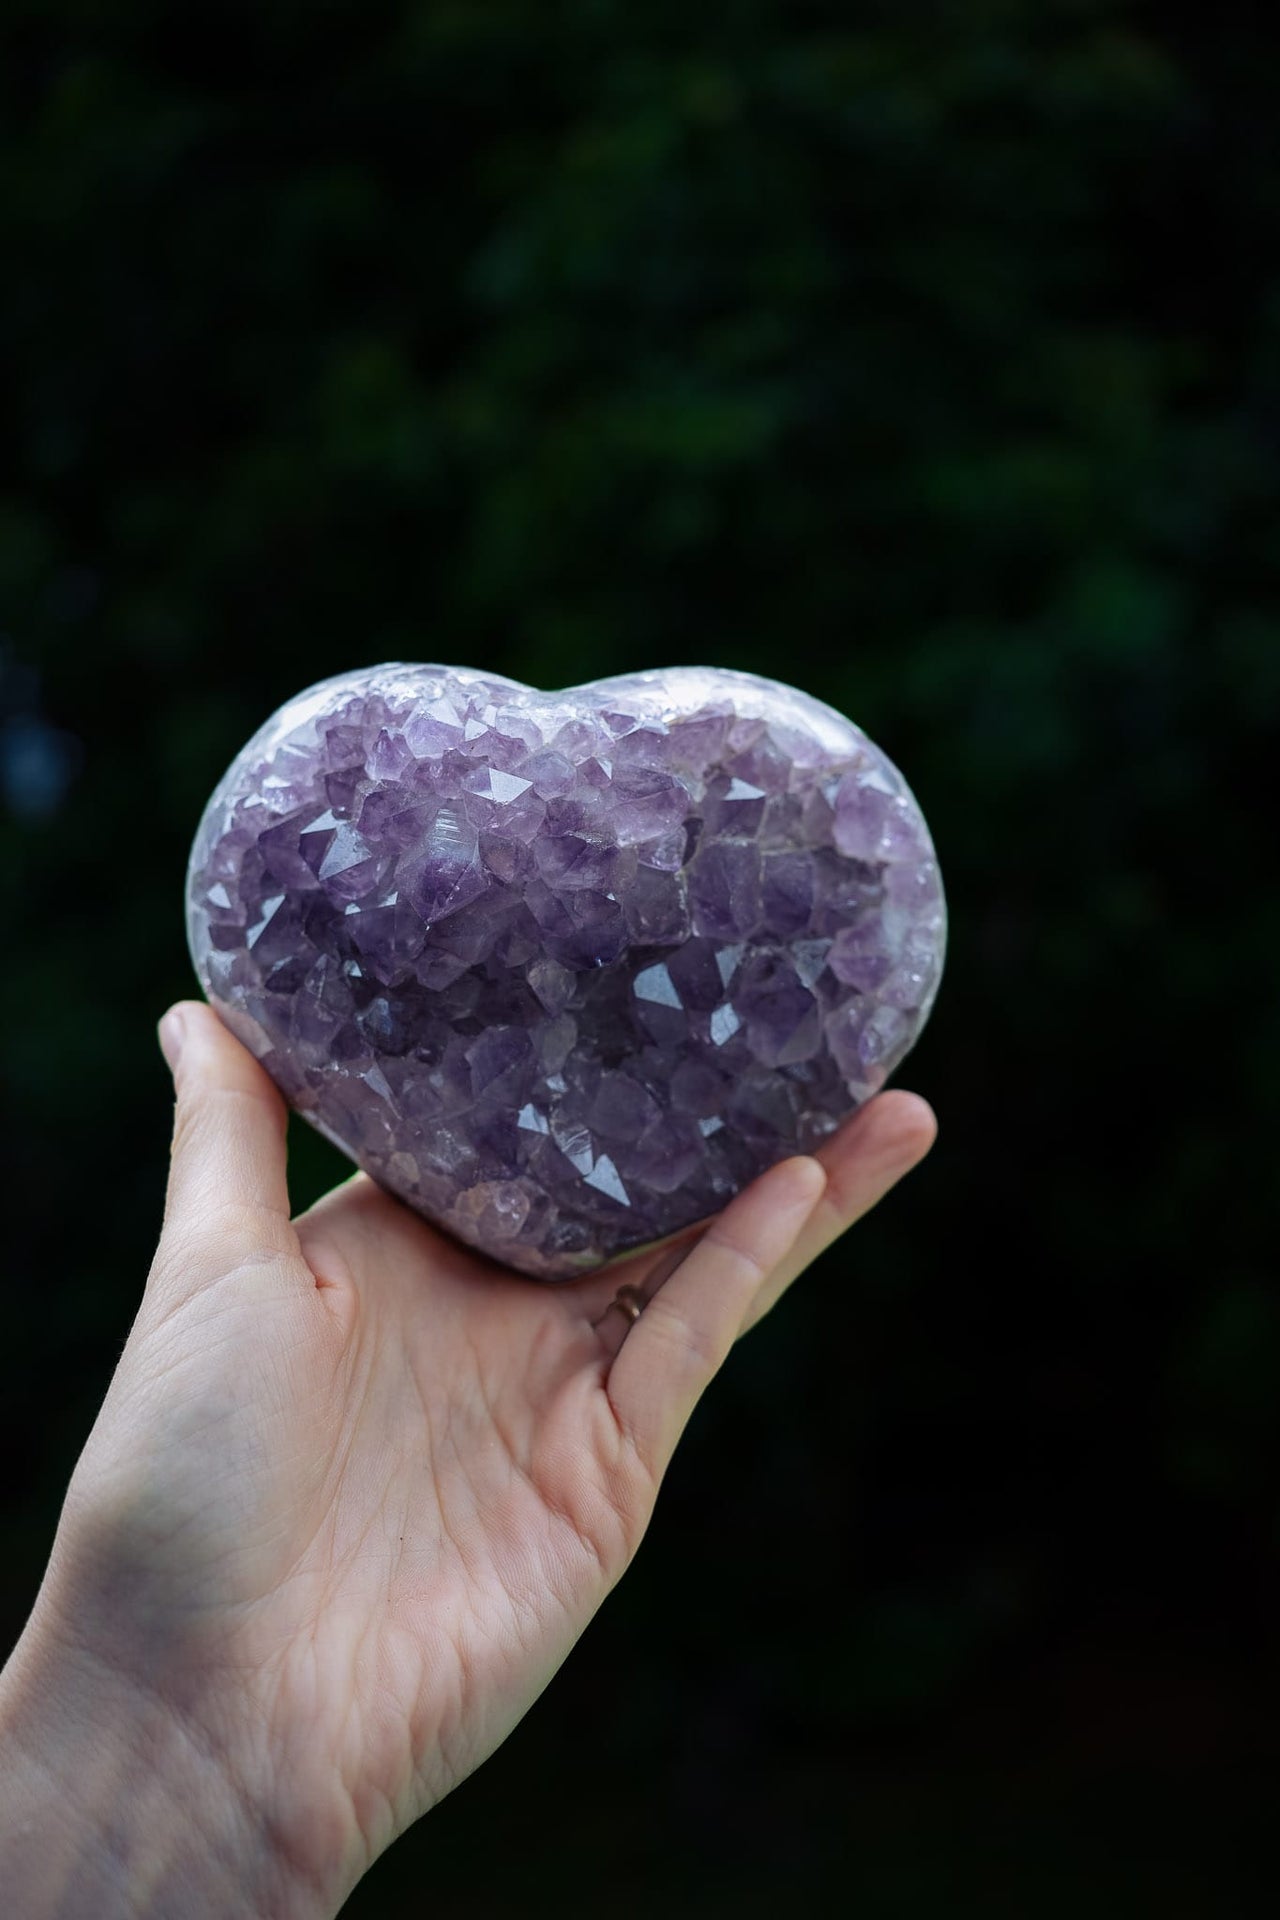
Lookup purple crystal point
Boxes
[186,665,946,1278]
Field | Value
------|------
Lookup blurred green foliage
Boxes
[2,2,1278,1913]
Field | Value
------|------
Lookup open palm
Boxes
[38,1003,934,1912]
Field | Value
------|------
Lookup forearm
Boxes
[0,1622,328,1920]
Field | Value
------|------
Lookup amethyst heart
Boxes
[186,665,945,1277]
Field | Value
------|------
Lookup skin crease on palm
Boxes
[0,1001,935,1916]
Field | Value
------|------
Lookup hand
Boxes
[0,1002,935,1918]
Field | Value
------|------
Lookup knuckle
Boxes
[644,1298,723,1380]
[700,1223,769,1292]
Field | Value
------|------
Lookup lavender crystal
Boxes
[185,665,945,1277]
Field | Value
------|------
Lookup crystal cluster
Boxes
[186,665,945,1277]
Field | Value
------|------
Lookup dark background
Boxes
[3,3,1278,1914]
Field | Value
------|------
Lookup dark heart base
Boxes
[186,665,945,1277]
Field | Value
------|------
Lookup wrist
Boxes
[0,1612,334,1920]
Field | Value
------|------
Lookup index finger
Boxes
[739,1090,937,1336]
[604,1155,827,1483]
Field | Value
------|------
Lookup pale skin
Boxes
[0,1002,936,1918]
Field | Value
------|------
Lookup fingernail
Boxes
[158,1007,187,1072]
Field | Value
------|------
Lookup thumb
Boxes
[155,1000,294,1285]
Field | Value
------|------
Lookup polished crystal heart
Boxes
[186,665,945,1277]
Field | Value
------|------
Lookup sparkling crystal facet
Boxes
[186,665,946,1277]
